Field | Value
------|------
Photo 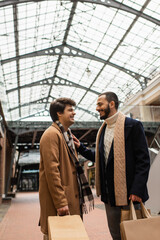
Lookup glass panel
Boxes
[0,0,159,121]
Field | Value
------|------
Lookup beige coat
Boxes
[39,123,80,234]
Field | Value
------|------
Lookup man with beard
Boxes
[73,91,150,240]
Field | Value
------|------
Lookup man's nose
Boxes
[96,106,100,111]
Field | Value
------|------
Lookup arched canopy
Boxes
[0,0,160,121]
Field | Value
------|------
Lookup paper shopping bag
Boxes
[48,215,89,240]
[120,200,160,240]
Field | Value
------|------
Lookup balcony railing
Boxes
[121,105,160,122]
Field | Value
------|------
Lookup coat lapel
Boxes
[51,123,77,166]
[124,119,133,140]
[99,125,105,156]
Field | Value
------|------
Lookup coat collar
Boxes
[51,122,78,165]
[52,122,62,132]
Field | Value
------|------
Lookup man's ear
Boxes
[109,101,115,109]
[57,112,62,118]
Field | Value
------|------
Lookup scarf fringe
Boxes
[82,203,88,214]
[82,199,94,214]
[89,200,94,211]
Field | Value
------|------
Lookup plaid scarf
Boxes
[56,121,94,214]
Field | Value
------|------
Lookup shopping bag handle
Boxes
[129,200,137,220]
[129,200,151,220]
[140,201,151,218]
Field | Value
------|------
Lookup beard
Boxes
[100,104,110,120]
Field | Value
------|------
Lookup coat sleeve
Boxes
[78,143,95,162]
[40,131,68,209]
[129,120,150,199]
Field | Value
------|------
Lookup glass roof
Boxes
[0,0,160,121]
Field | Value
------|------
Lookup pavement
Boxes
[0,189,112,240]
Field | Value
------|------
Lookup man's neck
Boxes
[108,109,117,118]
[105,111,119,126]
[58,120,69,131]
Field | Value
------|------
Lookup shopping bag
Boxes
[121,204,151,222]
[48,215,89,240]
[120,200,160,240]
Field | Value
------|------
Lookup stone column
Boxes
[139,101,152,121]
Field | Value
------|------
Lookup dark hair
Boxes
[99,91,119,110]
[49,97,76,122]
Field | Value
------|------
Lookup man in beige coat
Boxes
[39,98,93,240]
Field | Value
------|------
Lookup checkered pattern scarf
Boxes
[56,121,94,214]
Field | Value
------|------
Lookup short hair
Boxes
[99,91,119,110]
[49,97,76,122]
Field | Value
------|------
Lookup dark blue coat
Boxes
[78,117,150,206]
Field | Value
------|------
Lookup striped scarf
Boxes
[56,121,94,214]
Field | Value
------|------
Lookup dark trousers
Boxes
[104,202,140,240]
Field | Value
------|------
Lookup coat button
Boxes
[72,171,76,175]
[75,194,78,198]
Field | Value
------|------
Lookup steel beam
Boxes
[76,0,160,26]
[79,129,93,141]
[6,75,100,95]
[8,95,99,119]
[0,0,159,26]
[7,120,101,133]
[7,121,160,136]
[76,105,99,119]
[75,0,152,106]
[150,125,160,149]
[0,0,44,7]
[8,97,48,112]
[46,1,78,107]
[13,4,21,117]
[32,130,37,148]
[18,109,49,121]
[1,44,150,86]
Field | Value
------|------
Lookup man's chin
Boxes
[100,115,105,120]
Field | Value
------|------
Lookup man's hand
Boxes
[129,194,142,202]
[72,134,80,148]
[57,205,70,216]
